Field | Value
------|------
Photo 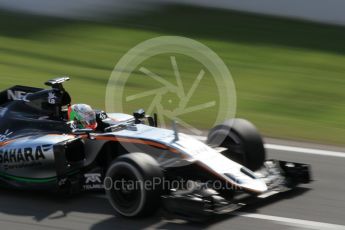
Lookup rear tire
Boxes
[207,119,265,171]
[105,152,163,217]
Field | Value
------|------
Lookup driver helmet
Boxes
[68,104,97,130]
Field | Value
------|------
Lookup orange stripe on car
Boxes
[0,139,15,147]
[94,136,180,154]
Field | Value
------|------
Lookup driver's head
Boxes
[68,104,97,130]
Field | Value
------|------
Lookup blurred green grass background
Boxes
[0,4,344,145]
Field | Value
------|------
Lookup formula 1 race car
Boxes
[0,77,311,219]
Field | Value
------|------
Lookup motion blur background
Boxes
[0,0,344,146]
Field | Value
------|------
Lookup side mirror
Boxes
[147,113,158,127]
[133,109,145,124]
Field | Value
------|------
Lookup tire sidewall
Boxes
[105,160,146,217]
[104,153,163,217]
[208,119,266,171]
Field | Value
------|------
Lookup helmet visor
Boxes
[79,111,97,129]
[70,104,98,130]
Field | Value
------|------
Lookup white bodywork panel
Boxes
[103,123,268,193]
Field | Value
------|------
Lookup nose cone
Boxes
[240,179,268,194]
[224,171,268,194]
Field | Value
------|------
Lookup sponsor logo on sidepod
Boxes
[0,145,52,170]
[83,173,103,190]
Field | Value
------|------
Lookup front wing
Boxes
[162,160,311,221]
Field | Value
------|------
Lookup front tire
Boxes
[207,119,266,171]
[105,152,163,217]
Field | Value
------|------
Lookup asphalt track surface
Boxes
[0,140,345,230]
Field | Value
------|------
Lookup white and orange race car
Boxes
[0,77,311,220]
